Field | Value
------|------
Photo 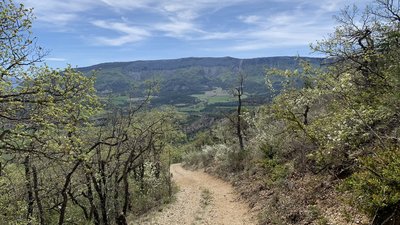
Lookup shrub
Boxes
[343,146,400,215]
[182,145,217,168]
[182,144,246,172]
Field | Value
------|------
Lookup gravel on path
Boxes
[130,163,255,225]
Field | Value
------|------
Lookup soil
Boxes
[130,163,255,225]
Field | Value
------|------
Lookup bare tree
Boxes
[233,60,245,151]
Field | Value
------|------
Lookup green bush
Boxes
[182,145,216,168]
[130,169,176,215]
[182,143,247,172]
[343,146,400,214]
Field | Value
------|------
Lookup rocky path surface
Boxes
[130,164,255,225]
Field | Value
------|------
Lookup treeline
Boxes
[0,1,184,225]
[183,1,400,224]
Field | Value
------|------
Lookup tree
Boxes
[0,1,102,224]
[0,0,46,79]
[0,1,186,225]
[304,1,400,222]
[234,70,245,151]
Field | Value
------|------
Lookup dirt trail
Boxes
[130,164,255,225]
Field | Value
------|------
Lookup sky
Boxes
[18,0,371,68]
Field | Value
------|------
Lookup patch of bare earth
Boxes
[221,167,369,225]
[129,164,255,225]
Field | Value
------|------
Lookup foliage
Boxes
[343,146,400,214]
[0,1,186,225]
[2,0,400,224]
[0,0,45,78]
[182,1,400,224]
[308,4,400,220]
[259,0,400,222]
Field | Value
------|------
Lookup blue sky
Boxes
[18,0,370,68]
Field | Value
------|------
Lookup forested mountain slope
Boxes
[78,57,324,109]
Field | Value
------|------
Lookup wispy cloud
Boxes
[92,0,255,42]
[196,31,239,41]
[98,0,257,16]
[154,20,200,38]
[44,57,67,62]
[91,20,151,46]
[239,15,263,24]
[20,0,99,25]
[227,2,342,52]
[20,0,372,52]
[270,0,366,12]
[99,0,151,10]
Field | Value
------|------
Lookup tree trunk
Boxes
[116,214,128,225]
[93,160,109,225]
[139,161,145,191]
[32,165,45,225]
[235,63,245,152]
[58,161,81,225]
[101,161,109,225]
[122,173,130,215]
[24,156,34,225]
[91,172,109,225]
[114,163,123,225]
[303,105,310,125]
[237,89,244,151]
[85,174,100,225]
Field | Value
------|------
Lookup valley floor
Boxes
[130,164,255,225]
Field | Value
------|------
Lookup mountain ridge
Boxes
[77,56,325,117]
[78,56,324,72]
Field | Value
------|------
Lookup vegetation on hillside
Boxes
[2,0,400,225]
[183,1,400,224]
[79,57,323,113]
[0,1,184,224]
[81,57,325,137]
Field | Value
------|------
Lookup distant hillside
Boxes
[78,56,324,112]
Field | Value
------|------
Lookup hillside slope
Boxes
[79,57,324,111]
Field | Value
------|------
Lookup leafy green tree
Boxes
[0,0,46,78]
[0,2,96,225]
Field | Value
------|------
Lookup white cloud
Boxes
[99,0,151,9]
[92,21,150,36]
[91,20,151,46]
[271,0,369,12]
[94,0,257,41]
[196,31,239,40]
[239,15,262,24]
[19,0,372,50]
[20,0,257,44]
[95,35,144,46]
[44,57,67,62]
[224,3,341,52]
[39,13,78,25]
[154,20,199,38]
[20,0,99,25]
[97,0,259,24]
